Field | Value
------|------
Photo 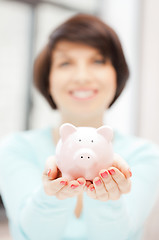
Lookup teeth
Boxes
[72,91,94,98]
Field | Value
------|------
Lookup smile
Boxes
[69,90,98,100]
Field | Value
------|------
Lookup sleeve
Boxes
[83,141,159,240]
[0,134,76,240]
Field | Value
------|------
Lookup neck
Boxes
[52,113,106,144]
[60,113,105,128]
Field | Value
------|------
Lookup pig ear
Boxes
[97,126,113,142]
[60,123,77,142]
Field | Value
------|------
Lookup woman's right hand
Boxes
[42,156,86,200]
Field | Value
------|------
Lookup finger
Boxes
[66,178,86,194]
[77,177,86,189]
[93,177,109,201]
[109,167,131,194]
[43,156,58,180]
[86,183,97,200]
[43,176,68,196]
[56,179,82,199]
[59,179,83,194]
[112,153,132,179]
[84,181,92,191]
[99,169,120,200]
[56,177,86,199]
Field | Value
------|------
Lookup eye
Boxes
[94,59,105,64]
[91,140,94,143]
[59,61,70,67]
[79,139,81,142]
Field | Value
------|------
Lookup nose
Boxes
[80,153,91,160]
[72,63,92,84]
[74,149,97,168]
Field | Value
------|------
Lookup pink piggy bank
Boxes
[55,123,114,181]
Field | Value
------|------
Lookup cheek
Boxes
[49,69,70,90]
[98,70,117,93]
[49,70,70,107]
[49,71,62,94]
[107,68,117,93]
[49,72,60,104]
[97,68,117,106]
[109,77,117,96]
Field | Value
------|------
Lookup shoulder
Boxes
[0,127,51,149]
[0,127,53,165]
[113,129,159,165]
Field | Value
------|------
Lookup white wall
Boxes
[100,0,141,135]
[1,0,155,142]
[30,0,141,135]
[0,2,31,138]
[138,0,159,145]
[29,4,76,130]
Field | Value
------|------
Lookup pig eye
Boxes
[79,139,81,142]
[91,140,94,143]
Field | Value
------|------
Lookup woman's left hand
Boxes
[84,153,132,201]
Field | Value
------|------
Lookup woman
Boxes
[0,14,159,240]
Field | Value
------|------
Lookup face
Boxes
[49,41,117,119]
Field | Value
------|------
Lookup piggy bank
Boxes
[55,123,114,181]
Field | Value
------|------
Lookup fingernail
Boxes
[60,181,67,185]
[86,183,90,188]
[47,169,51,176]
[128,168,132,177]
[90,186,95,191]
[77,181,84,185]
[71,184,79,189]
[95,179,102,186]
[108,169,115,175]
[100,171,108,178]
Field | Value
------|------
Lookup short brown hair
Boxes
[33,13,129,109]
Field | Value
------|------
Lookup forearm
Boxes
[84,194,130,240]
[123,163,159,234]
[83,161,159,240]
[19,185,76,240]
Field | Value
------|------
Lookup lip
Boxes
[69,89,98,101]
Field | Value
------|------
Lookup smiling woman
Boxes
[0,13,159,240]
[34,14,129,111]
[48,41,117,125]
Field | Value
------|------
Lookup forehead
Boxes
[52,40,101,57]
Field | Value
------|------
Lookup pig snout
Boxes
[73,148,98,168]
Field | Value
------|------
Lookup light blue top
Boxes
[0,126,159,240]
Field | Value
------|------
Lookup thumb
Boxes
[44,156,59,180]
[112,153,132,179]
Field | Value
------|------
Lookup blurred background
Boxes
[0,0,159,239]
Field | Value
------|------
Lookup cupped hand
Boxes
[84,153,132,201]
[42,156,86,200]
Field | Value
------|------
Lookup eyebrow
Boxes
[53,50,103,60]
[53,52,70,58]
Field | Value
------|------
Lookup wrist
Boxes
[32,184,76,208]
[84,192,124,209]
